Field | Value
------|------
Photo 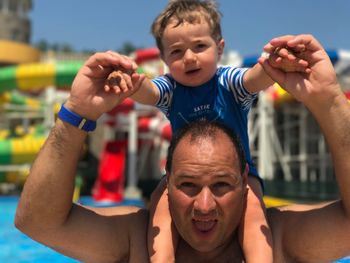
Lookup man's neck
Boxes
[175,235,244,263]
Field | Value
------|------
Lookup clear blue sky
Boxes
[30,0,350,57]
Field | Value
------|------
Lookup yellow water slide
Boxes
[0,61,83,93]
[0,61,83,183]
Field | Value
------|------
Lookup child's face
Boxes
[161,20,224,87]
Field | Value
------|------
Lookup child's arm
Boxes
[130,76,160,105]
[240,176,273,263]
[243,49,310,94]
[106,67,160,106]
[148,178,178,263]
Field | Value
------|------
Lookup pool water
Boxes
[0,196,143,263]
[1,196,349,263]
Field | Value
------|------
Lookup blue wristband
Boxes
[58,103,96,132]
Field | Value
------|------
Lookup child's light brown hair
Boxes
[151,0,223,55]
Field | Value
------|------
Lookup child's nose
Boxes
[183,49,196,64]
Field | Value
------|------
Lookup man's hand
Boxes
[66,51,145,120]
[259,34,339,107]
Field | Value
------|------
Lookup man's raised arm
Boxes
[15,52,148,263]
[260,34,350,262]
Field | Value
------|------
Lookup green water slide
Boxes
[0,61,83,93]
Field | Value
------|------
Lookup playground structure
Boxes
[1,46,350,203]
[0,47,169,202]
[0,61,83,189]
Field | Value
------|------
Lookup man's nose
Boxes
[193,187,216,215]
[183,49,196,64]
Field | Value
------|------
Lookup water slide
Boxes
[92,140,127,203]
[0,62,83,182]
[0,61,83,161]
[0,61,83,93]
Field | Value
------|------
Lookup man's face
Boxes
[167,132,247,253]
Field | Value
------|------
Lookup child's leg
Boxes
[240,176,273,263]
[147,177,178,263]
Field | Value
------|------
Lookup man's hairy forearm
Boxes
[310,89,350,217]
[15,120,87,234]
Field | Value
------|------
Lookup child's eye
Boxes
[170,49,181,55]
[196,43,207,50]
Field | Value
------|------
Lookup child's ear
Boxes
[217,39,225,57]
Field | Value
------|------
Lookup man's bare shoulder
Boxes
[267,200,349,263]
[66,205,150,262]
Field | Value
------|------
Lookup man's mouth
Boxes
[192,219,217,232]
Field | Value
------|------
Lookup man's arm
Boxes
[15,51,149,262]
[261,34,350,262]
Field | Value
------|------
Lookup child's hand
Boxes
[264,44,311,73]
[104,67,145,102]
[105,68,136,94]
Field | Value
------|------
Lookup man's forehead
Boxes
[170,132,242,182]
[174,132,237,160]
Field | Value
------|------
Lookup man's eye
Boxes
[181,182,195,188]
[213,182,230,188]
[211,182,232,196]
[178,182,199,196]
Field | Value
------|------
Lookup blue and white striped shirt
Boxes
[152,66,258,176]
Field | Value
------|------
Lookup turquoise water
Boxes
[1,196,349,262]
[0,196,143,263]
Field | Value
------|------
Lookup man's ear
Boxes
[217,39,225,58]
[165,170,170,186]
[242,163,249,187]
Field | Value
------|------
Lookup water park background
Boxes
[1,0,350,262]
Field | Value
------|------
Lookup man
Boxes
[15,34,350,262]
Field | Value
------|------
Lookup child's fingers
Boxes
[121,72,134,93]
[106,71,122,93]
[274,47,297,61]
[104,84,111,92]
[117,77,129,93]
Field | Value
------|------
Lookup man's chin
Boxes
[186,221,221,252]
[188,239,221,254]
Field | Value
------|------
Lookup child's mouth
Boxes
[185,68,200,75]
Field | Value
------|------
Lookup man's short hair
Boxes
[166,120,247,174]
[151,0,223,55]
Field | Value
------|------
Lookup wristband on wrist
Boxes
[58,103,97,132]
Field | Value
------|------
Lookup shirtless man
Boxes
[15,34,350,262]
